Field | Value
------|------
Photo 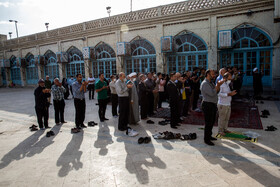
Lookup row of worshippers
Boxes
[34,68,243,142]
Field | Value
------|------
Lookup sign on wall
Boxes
[161,36,173,52]
[117,42,131,56]
[218,30,232,48]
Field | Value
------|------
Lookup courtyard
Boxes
[0,87,279,187]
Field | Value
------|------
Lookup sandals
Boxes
[46,130,55,137]
[138,136,151,144]
[29,124,38,131]
[147,120,155,124]
[265,125,277,131]
[88,121,98,127]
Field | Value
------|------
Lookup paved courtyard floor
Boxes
[0,87,279,187]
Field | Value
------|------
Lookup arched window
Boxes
[220,25,273,86]
[66,46,84,78]
[10,56,21,85]
[167,31,208,73]
[44,50,59,80]
[26,53,38,84]
[125,38,156,74]
[92,43,116,79]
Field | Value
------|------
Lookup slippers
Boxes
[147,120,155,124]
[30,127,38,131]
[46,131,55,137]
[265,125,277,131]
[88,121,98,127]
[29,124,38,129]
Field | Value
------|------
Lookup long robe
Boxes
[128,80,140,124]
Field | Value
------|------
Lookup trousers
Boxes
[118,97,129,131]
[35,107,49,129]
[74,98,86,128]
[98,99,107,120]
[53,99,65,123]
[202,101,217,141]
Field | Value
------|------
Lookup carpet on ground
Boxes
[152,99,263,130]
[215,132,257,143]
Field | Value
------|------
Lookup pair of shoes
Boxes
[80,124,87,128]
[147,120,155,124]
[29,124,38,131]
[152,133,165,139]
[265,125,277,131]
[88,121,98,127]
[138,137,151,144]
[46,131,55,137]
[210,137,217,141]
[71,128,80,133]
[126,127,139,137]
[204,141,215,146]
[181,133,197,140]
[261,110,270,116]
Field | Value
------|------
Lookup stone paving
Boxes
[0,87,279,187]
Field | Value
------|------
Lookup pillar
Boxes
[208,15,218,70]
[155,23,164,73]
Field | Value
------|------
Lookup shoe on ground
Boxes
[205,141,214,146]
[210,137,217,141]
[126,128,139,137]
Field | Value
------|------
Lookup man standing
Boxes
[139,74,148,120]
[72,74,88,129]
[109,75,118,118]
[200,69,224,146]
[51,78,67,126]
[115,72,138,136]
[127,72,140,125]
[45,75,52,105]
[217,73,237,136]
[95,73,108,122]
[88,73,95,100]
[145,72,156,116]
[167,73,181,129]
[252,67,263,99]
[34,79,51,130]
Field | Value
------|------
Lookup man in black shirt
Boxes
[34,79,51,130]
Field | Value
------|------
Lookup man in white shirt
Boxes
[88,73,95,100]
[217,72,237,136]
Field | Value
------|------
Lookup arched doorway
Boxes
[10,56,21,85]
[26,53,38,84]
[66,46,84,78]
[44,50,59,80]
[92,42,116,79]
[167,31,208,73]
[125,38,156,74]
[219,25,273,86]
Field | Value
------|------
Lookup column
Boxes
[208,15,218,70]
[84,58,90,80]
[115,31,124,73]
[155,24,164,73]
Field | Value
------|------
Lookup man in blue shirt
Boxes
[72,73,88,129]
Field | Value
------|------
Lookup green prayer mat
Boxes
[215,132,257,143]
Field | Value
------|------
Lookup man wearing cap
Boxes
[72,73,88,129]
[253,67,263,99]
[34,79,51,130]
[95,73,109,122]
[51,78,67,125]
[127,72,140,125]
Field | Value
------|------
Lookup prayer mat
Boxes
[152,100,263,130]
[215,132,257,143]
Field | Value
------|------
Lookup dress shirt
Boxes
[72,81,85,99]
[218,81,232,106]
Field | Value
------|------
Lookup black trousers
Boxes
[88,84,95,99]
[53,99,65,123]
[98,99,107,120]
[147,92,154,115]
[74,98,86,128]
[202,101,217,142]
[181,98,190,117]
[111,94,118,116]
[158,92,165,108]
[35,107,49,129]
[118,97,129,131]
[170,100,179,127]
[192,91,200,110]
[140,96,148,119]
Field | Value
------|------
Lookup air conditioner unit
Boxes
[117,42,131,56]
[161,36,173,52]
[218,30,232,49]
